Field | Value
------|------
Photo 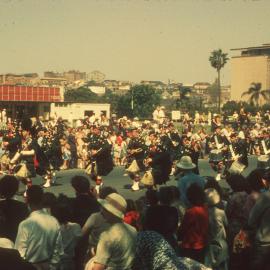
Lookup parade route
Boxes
[16,155,259,201]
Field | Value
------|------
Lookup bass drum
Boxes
[257,155,270,170]
[209,149,223,164]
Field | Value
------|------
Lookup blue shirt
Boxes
[177,171,205,207]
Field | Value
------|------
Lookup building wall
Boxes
[231,55,270,101]
[50,103,110,123]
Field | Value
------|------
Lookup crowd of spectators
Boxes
[0,158,270,270]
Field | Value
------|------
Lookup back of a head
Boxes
[205,176,223,198]
[27,185,43,206]
[158,186,173,205]
[143,205,178,235]
[246,169,264,192]
[99,186,117,199]
[187,183,205,206]
[42,192,57,209]
[0,175,19,199]
[51,194,72,224]
[145,189,158,206]
[226,174,247,193]
[71,176,90,194]
[126,199,137,212]
[169,186,180,201]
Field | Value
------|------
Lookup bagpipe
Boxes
[10,137,33,179]
[85,148,102,177]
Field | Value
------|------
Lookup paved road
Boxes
[16,155,259,201]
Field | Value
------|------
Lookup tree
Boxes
[209,49,229,113]
[176,86,192,109]
[64,87,100,102]
[116,85,161,119]
[207,80,219,105]
[99,89,120,113]
[222,100,240,115]
[241,82,270,108]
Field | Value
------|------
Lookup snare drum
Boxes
[228,160,246,175]
[257,155,270,170]
[209,149,224,163]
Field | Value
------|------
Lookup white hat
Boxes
[98,193,127,219]
[205,188,220,206]
[176,156,196,170]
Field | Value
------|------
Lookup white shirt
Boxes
[90,222,137,270]
[83,212,111,248]
[15,209,64,266]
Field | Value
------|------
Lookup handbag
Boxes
[15,163,31,178]
[126,159,140,173]
[140,170,154,186]
[233,229,251,254]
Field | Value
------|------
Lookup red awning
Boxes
[0,85,62,102]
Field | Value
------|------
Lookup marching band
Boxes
[0,110,269,195]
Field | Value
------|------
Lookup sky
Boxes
[0,0,270,84]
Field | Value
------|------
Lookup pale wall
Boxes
[231,55,270,101]
[50,103,110,123]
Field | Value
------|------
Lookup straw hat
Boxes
[176,156,196,170]
[205,188,220,206]
[98,193,127,219]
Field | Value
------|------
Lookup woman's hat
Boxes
[176,156,196,170]
[98,193,127,219]
[205,188,220,206]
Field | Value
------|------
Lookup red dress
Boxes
[179,205,209,250]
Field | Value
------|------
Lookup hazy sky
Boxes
[0,0,270,84]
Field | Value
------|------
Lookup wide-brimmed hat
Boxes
[176,156,196,170]
[205,188,220,206]
[98,193,127,219]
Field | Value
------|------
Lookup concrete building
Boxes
[231,43,270,101]
[0,85,64,119]
[64,70,86,82]
[87,70,105,83]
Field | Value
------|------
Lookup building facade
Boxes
[231,44,270,101]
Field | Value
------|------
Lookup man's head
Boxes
[0,175,19,199]
[71,176,90,195]
[26,185,44,209]
[98,193,127,223]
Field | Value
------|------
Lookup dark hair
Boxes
[187,183,205,206]
[42,192,57,209]
[205,176,224,199]
[145,189,158,206]
[170,186,181,201]
[0,175,19,199]
[143,205,179,251]
[99,186,117,199]
[226,174,247,193]
[126,199,137,212]
[71,176,90,194]
[158,186,173,205]
[246,169,264,192]
[27,185,43,206]
[51,194,72,224]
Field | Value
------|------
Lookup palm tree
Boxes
[209,49,229,113]
[241,82,270,108]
